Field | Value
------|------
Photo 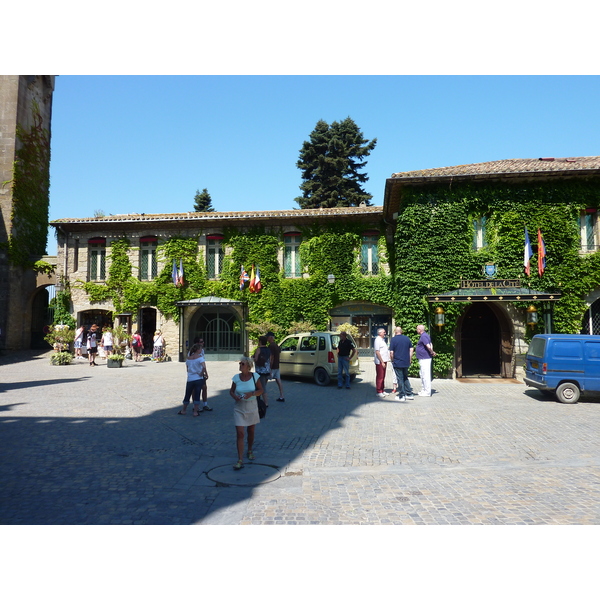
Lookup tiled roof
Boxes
[50,205,383,225]
[390,157,600,180]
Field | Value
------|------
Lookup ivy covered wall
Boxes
[74,219,395,337]
[391,178,600,377]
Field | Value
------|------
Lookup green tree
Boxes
[193,188,215,212]
[295,117,377,209]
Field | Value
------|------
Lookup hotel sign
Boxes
[460,279,521,289]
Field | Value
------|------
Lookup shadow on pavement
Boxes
[0,358,375,524]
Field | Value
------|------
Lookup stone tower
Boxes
[0,75,55,351]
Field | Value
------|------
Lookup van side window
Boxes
[319,337,326,351]
[300,336,317,351]
[280,337,298,352]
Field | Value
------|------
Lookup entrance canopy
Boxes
[176,297,248,361]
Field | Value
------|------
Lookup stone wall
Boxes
[0,75,55,351]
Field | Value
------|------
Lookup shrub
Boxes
[50,351,73,366]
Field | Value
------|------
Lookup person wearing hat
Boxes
[152,330,164,361]
[86,324,99,366]
[267,331,285,402]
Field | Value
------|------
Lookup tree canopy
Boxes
[193,188,215,212]
[295,117,377,209]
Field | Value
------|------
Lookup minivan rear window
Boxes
[528,337,547,358]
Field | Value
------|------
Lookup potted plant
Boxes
[106,324,132,368]
[44,325,75,365]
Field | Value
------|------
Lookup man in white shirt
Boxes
[374,328,390,397]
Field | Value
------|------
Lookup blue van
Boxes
[524,334,600,403]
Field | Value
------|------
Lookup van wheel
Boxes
[314,368,330,386]
[556,382,580,404]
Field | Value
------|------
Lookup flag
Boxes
[171,259,178,285]
[524,227,533,276]
[239,265,249,290]
[177,259,185,287]
[249,264,256,293]
[254,265,262,292]
[537,229,546,276]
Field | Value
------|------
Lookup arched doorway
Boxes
[456,303,513,378]
[30,285,54,349]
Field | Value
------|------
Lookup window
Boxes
[361,232,379,275]
[579,210,598,253]
[139,237,158,280]
[472,216,487,250]
[207,235,224,278]
[88,238,106,281]
[284,233,302,278]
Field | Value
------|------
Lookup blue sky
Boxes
[47,75,600,254]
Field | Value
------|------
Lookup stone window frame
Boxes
[88,237,106,282]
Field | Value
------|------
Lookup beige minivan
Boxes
[278,331,361,386]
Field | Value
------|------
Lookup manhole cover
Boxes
[207,463,281,487]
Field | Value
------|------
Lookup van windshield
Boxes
[528,337,546,358]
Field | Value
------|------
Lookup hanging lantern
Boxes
[434,306,445,330]
[527,305,538,329]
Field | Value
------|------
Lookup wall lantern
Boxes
[527,305,538,329]
[434,306,445,330]
[327,274,336,284]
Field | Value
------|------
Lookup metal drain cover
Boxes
[207,463,281,487]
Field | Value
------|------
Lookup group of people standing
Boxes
[374,324,436,402]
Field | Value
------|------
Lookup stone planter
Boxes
[107,358,124,368]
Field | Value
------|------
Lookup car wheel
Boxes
[314,367,330,386]
[555,382,580,404]
[350,374,356,381]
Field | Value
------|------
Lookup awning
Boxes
[176,296,244,307]
[427,287,561,303]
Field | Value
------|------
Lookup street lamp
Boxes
[434,306,445,330]
[527,305,538,329]
[327,274,336,284]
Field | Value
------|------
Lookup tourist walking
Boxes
[192,337,212,411]
[374,327,390,397]
[74,325,85,360]
[253,335,272,407]
[388,326,414,402]
[267,331,285,402]
[152,330,164,361]
[131,330,143,361]
[416,324,436,396]
[337,330,356,389]
[230,356,264,470]
[176,343,207,417]
[101,327,113,357]
[86,324,99,366]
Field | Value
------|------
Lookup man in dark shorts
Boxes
[388,326,414,402]
[267,331,285,402]
[337,331,356,389]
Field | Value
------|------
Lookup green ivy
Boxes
[393,178,600,377]
[3,103,50,267]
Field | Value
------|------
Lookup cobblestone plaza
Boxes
[1,351,600,526]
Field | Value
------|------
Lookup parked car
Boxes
[278,331,361,386]
[524,333,600,403]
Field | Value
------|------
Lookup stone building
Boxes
[50,206,392,360]
[0,75,56,352]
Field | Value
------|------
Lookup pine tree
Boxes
[193,188,215,212]
[295,117,377,209]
